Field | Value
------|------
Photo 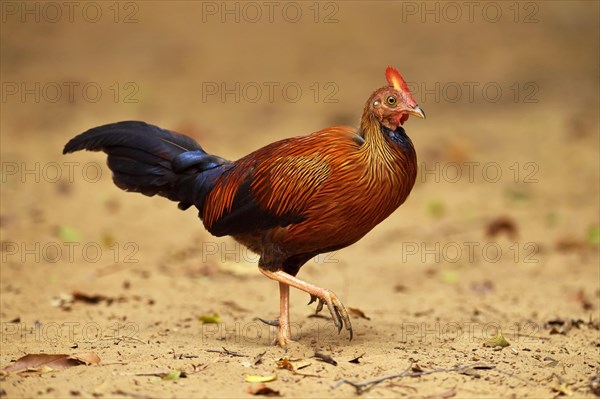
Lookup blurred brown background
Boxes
[1,1,599,398]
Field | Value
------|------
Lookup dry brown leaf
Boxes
[71,291,110,304]
[590,373,600,396]
[459,364,495,379]
[348,307,371,320]
[314,351,337,366]
[544,357,559,367]
[241,352,264,368]
[275,358,294,372]
[71,352,101,365]
[551,382,574,396]
[486,216,518,239]
[545,319,585,335]
[246,383,281,397]
[411,363,425,372]
[51,292,115,311]
[470,280,495,295]
[394,284,408,292]
[50,293,74,310]
[4,352,100,373]
[459,367,483,378]
[276,358,317,377]
[349,354,365,364]
[222,300,249,313]
[573,290,594,311]
[555,237,587,253]
[252,351,266,366]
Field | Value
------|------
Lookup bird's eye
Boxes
[386,96,397,105]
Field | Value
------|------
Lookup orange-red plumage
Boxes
[203,123,417,264]
[63,67,425,347]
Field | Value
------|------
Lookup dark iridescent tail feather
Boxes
[63,121,230,212]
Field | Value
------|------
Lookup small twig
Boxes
[188,363,208,374]
[423,386,457,399]
[98,361,129,366]
[115,336,147,345]
[495,367,532,386]
[206,347,246,357]
[332,362,495,394]
[113,369,171,377]
[111,389,154,399]
[99,335,147,345]
[178,353,199,359]
[94,263,133,277]
[503,331,551,341]
[251,351,266,365]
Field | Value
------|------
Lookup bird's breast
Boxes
[278,145,417,252]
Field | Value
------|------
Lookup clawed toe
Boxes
[307,295,325,314]
[257,317,279,327]
[307,290,353,340]
[274,325,294,348]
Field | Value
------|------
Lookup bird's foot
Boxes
[258,269,353,343]
[272,324,294,348]
[257,318,294,347]
[308,290,353,340]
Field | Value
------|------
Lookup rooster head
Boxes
[366,66,425,131]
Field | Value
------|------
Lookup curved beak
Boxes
[408,104,426,119]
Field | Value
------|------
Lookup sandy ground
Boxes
[1,1,599,398]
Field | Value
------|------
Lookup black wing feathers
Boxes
[207,171,305,237]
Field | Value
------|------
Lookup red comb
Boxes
[385,66,410,93]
